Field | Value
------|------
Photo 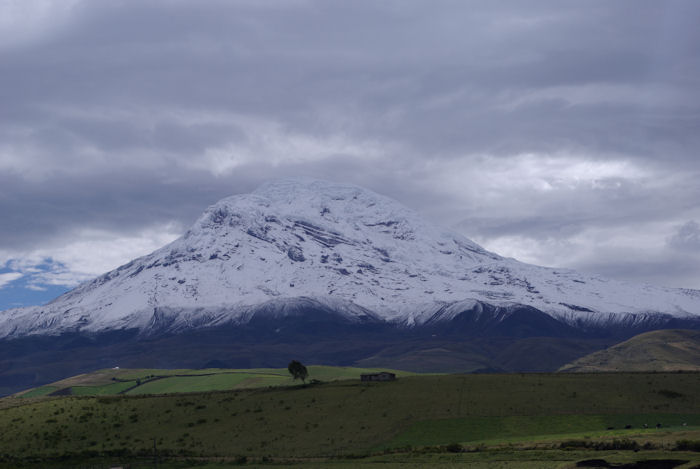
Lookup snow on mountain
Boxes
[1,179,699,338]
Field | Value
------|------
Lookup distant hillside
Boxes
[13,366,415,398]
[559,329,700,372]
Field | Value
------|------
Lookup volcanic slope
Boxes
[1,179,699,339]
[560,329,700,372]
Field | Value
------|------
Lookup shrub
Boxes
[676,440,700,452]
[658,389,684,399]
[445,442,463,453]
[560,439,640,451]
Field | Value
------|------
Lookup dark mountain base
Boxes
[0,329,607,396]
[2,303,699,396]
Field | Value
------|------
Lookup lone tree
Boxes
[287,360,308,383]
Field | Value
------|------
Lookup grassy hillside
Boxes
[353,336,611,373]
[1,372,699,467]
[560,329,700,372]
[14,365,416,397]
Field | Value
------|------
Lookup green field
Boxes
[1,371,699,468]
[16,385,59,398]
[15,365,416,397]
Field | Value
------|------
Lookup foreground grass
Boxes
[0,372,699,467]
[174,450,700,469]
[1,447,699,468]
[382,414,700,449]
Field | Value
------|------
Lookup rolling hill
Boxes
[559,329,700,372]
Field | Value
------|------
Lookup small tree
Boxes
[287,360,308,383]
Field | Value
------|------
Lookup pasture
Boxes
[14,365,415,397]
[0,371,699,467]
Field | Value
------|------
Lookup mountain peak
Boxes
[1,179,698,338]
[192,178,455,245]
[252,178,374,202]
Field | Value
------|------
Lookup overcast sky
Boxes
[1,0,699,310]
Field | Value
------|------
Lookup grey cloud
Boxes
[0,170,225,250]
[1,0,700,291]
[457,173,699,234]
[458,216,591,241]
[572,252,700,291]
[3,3,698,169]
[668,221,700,251]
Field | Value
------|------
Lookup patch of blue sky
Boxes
[0,262,71,310]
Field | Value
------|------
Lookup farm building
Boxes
[360,372,396,382]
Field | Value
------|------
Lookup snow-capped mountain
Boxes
[1,179,699,339]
